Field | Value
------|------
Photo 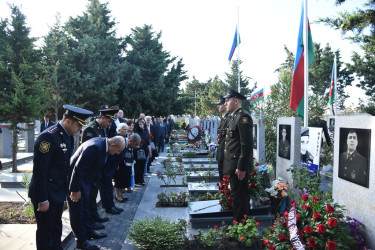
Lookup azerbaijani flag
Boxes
[328,60,335,105]
[249,88,264,104]
[259,111,265,123]
[228,26,240,62]
[289,2,315,118]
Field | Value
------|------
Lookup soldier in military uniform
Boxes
[279,127,290,159]
[29,105,93,250]
[339,130,368,187]
[81,105,119,237]
[216,96,229,183]
[223,88,253,222]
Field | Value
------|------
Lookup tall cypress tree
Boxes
[64,0,124,112]
[0,5,46,172]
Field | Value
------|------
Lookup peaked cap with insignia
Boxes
[216,96,226,105]
[99,105,119,120]
[223,87,246,100]
[63,105,93,126]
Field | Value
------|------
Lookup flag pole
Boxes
[334,55,338,116]
[237,6,240,93]
[303,0,309,127]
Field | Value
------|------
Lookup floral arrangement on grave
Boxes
[248,170,262,199]
[342,216,368,249]
[262,194,357,250]
[217,174,232,210]
[264,178,290,214]
[228,215,260,247]
[156,191,188,207]
[256,162,274,188]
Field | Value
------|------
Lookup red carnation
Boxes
[244,214,248,219]
[304,226,313,234]
[278,234,287,242]
[227,197,231,202]
[312,197,320,203]
[283,211,289,218]
[240,236,245,242]
[216,182,220,186]
[302,204,311,210]
[241,219,246,223]
[290,200,296,207]
[214,225,219,229]
[326,204,335,213]
[233,220,238,224]
[327,218,338,228]
[263,239,269,246]
[255,222,260,226]
[317,224,326,234]
[268,244,276,250]
[301,194,309,201]
[225,190,228,195]
[326,241,337,250]
[251,171,256,176]
[312,212,321,221]
[298,229,304,237]
[296,213,301,221]
[249,183,255,188]
[308,238,318,248]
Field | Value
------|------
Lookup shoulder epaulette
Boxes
[47,126,59,134]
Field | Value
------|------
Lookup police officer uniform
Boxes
[216,96,229,182]
[222,88,253,222]
[29,105,92,250]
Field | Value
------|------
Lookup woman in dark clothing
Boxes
[113,123,133,202]
[134,120,151,185]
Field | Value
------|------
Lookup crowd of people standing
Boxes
[30,104,174,250]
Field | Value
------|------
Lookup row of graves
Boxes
[155,115,374,249]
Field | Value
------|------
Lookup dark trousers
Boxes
[229,172,250,222]
[33,202,64,250]
[89,182,99,227]
[67,189,91,244]
[158,136,165,153]
[100,163,118,209]
[218,160,224,184]
[134,159,146,184]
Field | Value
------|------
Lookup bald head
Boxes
[108,136,125,155]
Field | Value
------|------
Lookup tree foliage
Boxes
[319,0,375,101]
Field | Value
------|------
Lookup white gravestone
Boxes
[276,117,301,188]
[332,116,375,249]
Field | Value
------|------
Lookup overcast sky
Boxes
[0,0,369,107]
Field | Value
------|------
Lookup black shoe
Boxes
[105,207,121,214]
[96,216,109,223]
[115,197,127,203]
[94,222,105,230]
[113,205,124,212]
[76,240,100,250]
[88,230,107,239]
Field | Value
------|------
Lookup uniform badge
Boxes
[60,143,67,153]
[39,141,50,153]
[229,131,233,138]
[242,117,248,124]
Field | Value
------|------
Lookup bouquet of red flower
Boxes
[248,170,262,199]
[217,174,232,210]
[262,194,356,250]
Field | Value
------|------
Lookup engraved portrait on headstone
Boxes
[278,124,291,160]
[300,127,322,174]
[338,128,371,188]
[253,124,257,149]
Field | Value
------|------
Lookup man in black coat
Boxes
[67,136,125,250]
[216,96,229,182]
[223,88,253,222]
[29,105,93,250]
[40,115,54,132]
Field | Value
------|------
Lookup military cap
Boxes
[223,87,246,100]
[301,127,309,137]
[99,105,119,120]
[63,105,93,126]
[216,96,225,105]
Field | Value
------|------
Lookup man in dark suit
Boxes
[40,115,54,132]
[223,88,253,222]
[29,105,93,250]
[158,117,167,153]
[339,130,369,187]
[216,96,229,183]
[81,105,119,229]
[67,136,125,250]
